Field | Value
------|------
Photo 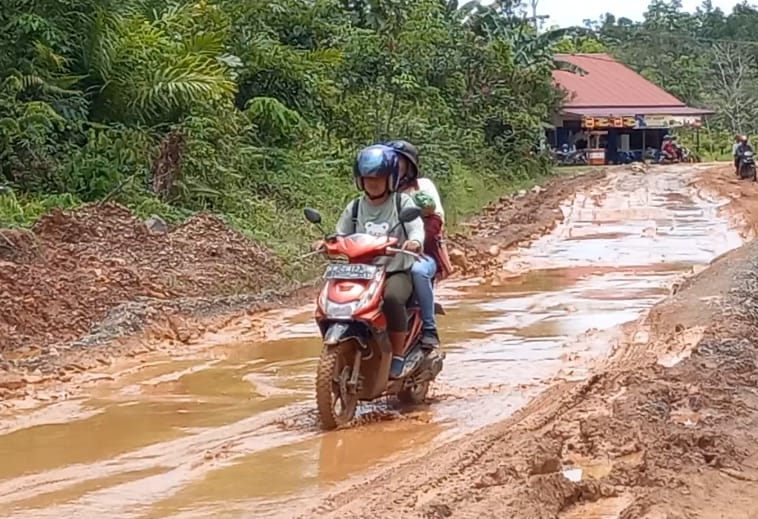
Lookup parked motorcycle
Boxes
[303,206,446,430]
[553,149,588,166]
[738,151,757,181]
[680,146,696,163]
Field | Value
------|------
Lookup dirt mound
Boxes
[0,203,285,356]
[448,169,607,278]
[299,166,758,519]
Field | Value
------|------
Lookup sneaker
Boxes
[390,355,406,379]
[420,329,440,348]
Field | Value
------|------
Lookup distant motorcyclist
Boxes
[732,134,742,160]
[661,135,677,162]
[735,135,754,173]
[670,135,684,161]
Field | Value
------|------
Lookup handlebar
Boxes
[299,245,421,260]
[386,247,422,260]
[300,248,324,259]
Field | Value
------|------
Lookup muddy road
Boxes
[0,164,750,519]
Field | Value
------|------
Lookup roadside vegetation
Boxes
[0,0,570,274]
[2,0,754,270]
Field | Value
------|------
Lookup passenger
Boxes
[733,134,742,173]
[334,144,425,378]
[385,139,452,348]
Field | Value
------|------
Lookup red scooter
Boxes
[304,206,446,430]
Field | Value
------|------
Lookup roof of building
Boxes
[553,53,713,115]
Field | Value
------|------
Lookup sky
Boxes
[532,0,744,28]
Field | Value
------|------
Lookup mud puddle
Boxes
[0,166,743,519]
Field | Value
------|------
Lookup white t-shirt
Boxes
[407,178,445,222]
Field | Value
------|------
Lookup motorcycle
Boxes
[738,151,757,181]
[303,206,446,430]
[680,146,696,163]
[552,148,588,166]
[657,146,697,164]
[555,150,588,166]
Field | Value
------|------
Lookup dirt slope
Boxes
[693,162,758,240]
[297,165,758,518]
[0,203,287,357]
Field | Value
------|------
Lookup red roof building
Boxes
[553,53,711,117]
[549,53,711,164]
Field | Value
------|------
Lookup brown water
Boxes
[0,166,743,519]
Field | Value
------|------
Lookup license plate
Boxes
[324,263,378,280]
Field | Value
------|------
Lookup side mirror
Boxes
[304,208,322,224]
[398,206,422,223]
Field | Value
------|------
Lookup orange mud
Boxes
[3,163,758,519]
[293,165,758,519]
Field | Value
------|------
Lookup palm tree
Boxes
[2,1,237,127]
[81,4,236,125]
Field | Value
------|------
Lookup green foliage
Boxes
[0,190,80,227]
[0,0,573,271]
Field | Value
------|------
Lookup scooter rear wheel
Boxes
[315,343,358,430]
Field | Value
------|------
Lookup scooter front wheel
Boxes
[315,343,359,430]
[398,381,430,405]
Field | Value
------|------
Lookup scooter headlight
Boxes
[322,269,384,320]
[324,300,361,319]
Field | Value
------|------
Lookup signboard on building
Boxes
[582,114,702,129]
[636,115,668,128]
[581,116,636,129]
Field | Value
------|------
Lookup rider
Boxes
[333,144,425,379]
[735,135,754,173]
[661,135,677,162]
[670,135,684,160]
[385,139,452,348]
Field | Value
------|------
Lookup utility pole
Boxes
[526,0,549,32]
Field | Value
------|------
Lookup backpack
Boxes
[350,192,406,237]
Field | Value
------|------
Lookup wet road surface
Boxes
[0,166,743,519]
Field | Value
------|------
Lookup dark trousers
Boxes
[383,271,413,332]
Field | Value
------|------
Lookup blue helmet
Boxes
[353,144,400,192]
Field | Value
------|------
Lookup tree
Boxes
[706,42,758,134]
